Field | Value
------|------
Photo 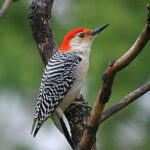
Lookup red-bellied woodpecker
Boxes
[31,24,109,147]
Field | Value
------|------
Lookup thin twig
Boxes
[79,5,150,150]
[0,0,15,19]
[101,81,150,123]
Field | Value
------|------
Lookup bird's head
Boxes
[59,24,109,54]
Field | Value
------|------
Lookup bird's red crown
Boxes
[59,28,92,52]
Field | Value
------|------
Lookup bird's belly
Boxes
[59,79,82,112]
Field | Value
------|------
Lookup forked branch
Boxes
[79,4,150,150]
[101,81,150,123]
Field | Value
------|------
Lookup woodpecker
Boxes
[31,24,109,146]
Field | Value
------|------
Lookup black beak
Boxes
[89,24,109,36]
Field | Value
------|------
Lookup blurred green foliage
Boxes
[0,0,150,149]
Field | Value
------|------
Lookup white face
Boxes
[69,32,95,55]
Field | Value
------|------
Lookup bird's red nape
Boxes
[59,28,92,52]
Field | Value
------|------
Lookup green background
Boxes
[0,0,150,150]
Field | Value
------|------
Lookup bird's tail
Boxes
[31,117,47,137]
[59,117,74,149]
[32,111,73,149]
[51,111,73,149]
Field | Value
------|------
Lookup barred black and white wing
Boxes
[31,52,82,137]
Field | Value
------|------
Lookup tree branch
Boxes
[101,81,150,123]
[28,0,91,149]
[0,0,16,19]
[79,4,150,150]
[28,0,57,66]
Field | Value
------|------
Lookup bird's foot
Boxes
[67,101,91,112]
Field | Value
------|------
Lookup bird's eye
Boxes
[79,33,85,38]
